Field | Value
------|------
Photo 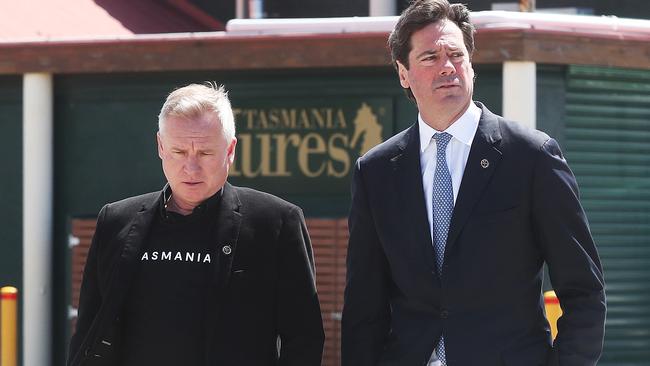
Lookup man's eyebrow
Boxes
[415,50,438,59]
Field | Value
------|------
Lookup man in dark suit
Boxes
[68,83,324,366]
[341,1,606,365]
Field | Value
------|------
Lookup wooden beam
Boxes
[0,28,648,75]
[521,31,650,69]
[473,28,650,70]
[473,30,526,64]
[0,34,391,75]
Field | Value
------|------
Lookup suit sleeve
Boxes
[276,206,325,366]
[531,138,606,366]
[67,205,108,366]
[341,159,392,366]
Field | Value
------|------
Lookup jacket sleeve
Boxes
[276,206,325,366]
[531,138,606,366]
[341,159,392,366]
[67,205,108,366]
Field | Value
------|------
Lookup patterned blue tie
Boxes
[432,132,453,366]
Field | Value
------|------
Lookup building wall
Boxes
[192,0,650,20]
[0,76,22,291]
[0,75,22,365]
[563,65,650,365]
[265,0,369,17]
[537,65,568,147]
[401,0,650,19]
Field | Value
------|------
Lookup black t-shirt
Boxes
[121,191,221,366]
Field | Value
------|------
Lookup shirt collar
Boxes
[160,183,223,220]
[419,102,482,153]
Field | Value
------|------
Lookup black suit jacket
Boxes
[342,103,606,366]
[68,183,324,366]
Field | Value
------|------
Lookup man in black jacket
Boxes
[68,83,324,366]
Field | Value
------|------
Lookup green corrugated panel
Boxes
[569,67,650,81]
[565,65,650,365]
[568,116,650,130]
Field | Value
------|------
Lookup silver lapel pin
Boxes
[480,159,489,169]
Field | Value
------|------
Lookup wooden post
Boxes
[1,286,18,366]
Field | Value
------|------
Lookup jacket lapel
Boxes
[108,191,161,308]
[210,182,242,288]
[445,104,503,255]
[391,124,438,274]
[205,182,242,365]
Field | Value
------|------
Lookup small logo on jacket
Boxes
[140,251,211,263]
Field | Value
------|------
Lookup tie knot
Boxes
[433,132,452,151]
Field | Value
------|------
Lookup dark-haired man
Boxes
[342,1,606,365]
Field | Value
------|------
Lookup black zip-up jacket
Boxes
[68,183,324,366]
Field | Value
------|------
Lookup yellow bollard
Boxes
[544,290,562,340]
[1,286,18,366]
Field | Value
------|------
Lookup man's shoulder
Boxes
[493,119,559,160]
[499,118,550,146]
[92,191,161,239]
[476,103,553,152]
[359,124,414,164]
[104,191,161,214]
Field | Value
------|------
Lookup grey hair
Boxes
[158,82,236,141]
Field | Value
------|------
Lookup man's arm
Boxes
[341,160,391,366]
[67,205,107,366]
[532,138,606,366]
[276,206,325,366]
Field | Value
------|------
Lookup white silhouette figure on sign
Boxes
[350,103,383,156]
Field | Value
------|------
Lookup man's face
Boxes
[157,113,236,209]
[397,20,475,127]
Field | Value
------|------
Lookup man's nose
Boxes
[184,155,200,173]
[439,56,456,75]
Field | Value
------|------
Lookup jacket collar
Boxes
[390,124,439,276]
[389,102,503,274]
[117,182,243,280]
[445,102,503,254]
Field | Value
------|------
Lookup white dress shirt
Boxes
[419,102,481,243]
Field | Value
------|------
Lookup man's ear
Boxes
[397,61,410,89]
[227,137,237,165]
[157,132,164,159]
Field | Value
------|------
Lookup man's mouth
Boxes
[437,83,459,89]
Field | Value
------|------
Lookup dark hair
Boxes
[388,0,475,100]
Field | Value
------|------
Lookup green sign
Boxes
[229,98,393,195]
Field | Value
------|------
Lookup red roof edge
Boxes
[166,0,225,31]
